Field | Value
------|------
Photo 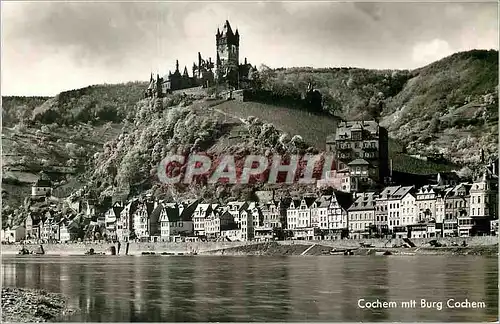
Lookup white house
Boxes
[286,200,301,230]
[58,219,71,243]
[31,172,52,198]
[311,195,331,229]
[327,192,352,231]
[158,202,195,242]
[416,185,440,222]
[226,201,248,227]
[3,225,26,243]
[104,201,124,241]
[297,197,315,228]
[387,186,415,230]
[192,204,214,237]
[117,199,139,242]
[132,202,151,241]
[347,192,376,239]
[240,202,261,241]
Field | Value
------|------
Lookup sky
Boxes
[2,1,498,96]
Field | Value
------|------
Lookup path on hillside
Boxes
[211,106,249,125]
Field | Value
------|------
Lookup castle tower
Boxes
[216,20,240,86]
[155,74,163,98]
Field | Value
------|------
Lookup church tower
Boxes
[216,20,240,87]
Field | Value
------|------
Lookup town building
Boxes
[225,201,248,228]
[116,199,139,242]
[31,172,52,198]
[205,210,237,240]
[375,186,399,236]
[460,170,499,236]
[311,195,331,229]
[327,191,353,238]
[386,186,415,231]
[326,120,389,192]
[240,202,261,241]
[157,202,196,242]
[348,192,376,239]
[104,201,124,241]
[416,185,441,222]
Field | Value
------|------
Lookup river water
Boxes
[2,255,498,322]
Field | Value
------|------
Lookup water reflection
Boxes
[2,255,497,322]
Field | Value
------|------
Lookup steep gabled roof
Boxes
[333,191,354,210]
[303,197,317,208]
[180,200,198,221]
[149,204,163,225]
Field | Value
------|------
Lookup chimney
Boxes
[244,57,247,65]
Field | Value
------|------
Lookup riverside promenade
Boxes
[1,236,497,256]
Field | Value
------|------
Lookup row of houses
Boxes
[91,167,500,242]
[3,163,498,244]
[1,211,74,244]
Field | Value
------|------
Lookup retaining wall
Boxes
[1,236,497,256]
[1,241,254,256]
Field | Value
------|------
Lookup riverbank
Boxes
[1,236,497,256]
[1,287,77,323]
[201,242,499,256]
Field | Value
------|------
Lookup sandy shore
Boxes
[1,287,77,323]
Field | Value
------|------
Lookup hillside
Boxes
[261,50,498,166]
[87,94,320,205]
[2,49,497,216]
[2,96,50,127]
[31,81,148,125]
[214,101,457,174]
[1,82,147,208]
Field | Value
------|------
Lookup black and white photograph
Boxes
[1,1,498,322]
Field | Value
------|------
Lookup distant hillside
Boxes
[382,50,498,165]
[261,49,498,166]
[31,81,148,125]
[2,96,50,127]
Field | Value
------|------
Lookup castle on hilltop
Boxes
[145,20,258,98]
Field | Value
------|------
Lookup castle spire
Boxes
[223,20,233,36]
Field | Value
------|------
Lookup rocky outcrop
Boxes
[1,287,77,322]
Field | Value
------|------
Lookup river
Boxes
[2,255,498,322]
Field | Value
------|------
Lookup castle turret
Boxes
[216,20,240,86]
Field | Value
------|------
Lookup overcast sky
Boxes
[2,1,498,96]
